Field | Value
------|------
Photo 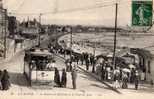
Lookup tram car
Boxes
[23,47,55,87]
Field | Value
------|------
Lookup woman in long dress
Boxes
[61,69,67,88]
[1,70,10,90]
[54,68,60,87]
[122,72,128,89]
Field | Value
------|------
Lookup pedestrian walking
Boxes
[130,68,135,83]
[1,70,10,90]
[85,58,90,71]
[65,59,72,72]
[61,69,67,88]
[113,68,120,88]
[122,72,128,89]
[80,53,84,65]
[54,68,61,87]
[71,68,77,89]
[134,70,140,90]
[90,54,94,65]
[101,66,106,80]
[75,55,79,65]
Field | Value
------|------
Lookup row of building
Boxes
[0,0,42,57]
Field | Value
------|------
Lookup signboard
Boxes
[132,0,153,26]
[31,71,55,82]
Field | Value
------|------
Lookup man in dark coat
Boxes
[101,66,106,81]
[61,69,67,88]
[90,55,94,65]
[130,68,135,83]
[85,58,90,71]
[1,70,10,90]
[80,53,84,65]
[54,68,61,87]
[85,53,89,61]
[71,68,77,89]
[75,55,79,65]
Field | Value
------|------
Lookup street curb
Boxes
[77,66,121,94]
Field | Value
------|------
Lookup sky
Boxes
[1,0,152,27]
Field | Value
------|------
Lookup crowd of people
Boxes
[48,43,153,90]
[0,69,10,91]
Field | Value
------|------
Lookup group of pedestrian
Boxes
[54,67,78,89]
[0,69,10,91]
[54,68,67,88]
[81,53,95,70]
[95,60,113,81]
[67,52,96,71]
[63,51,96,70]
[96,61,140,90]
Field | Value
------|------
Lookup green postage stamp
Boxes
[132,0,153,26]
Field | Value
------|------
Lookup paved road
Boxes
[0,51,153,99]
[0,49,119,94]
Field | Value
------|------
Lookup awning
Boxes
[130,48,152,59]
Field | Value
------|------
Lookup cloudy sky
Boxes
[1,0,150,27]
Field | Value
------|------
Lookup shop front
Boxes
[130,48,152,82]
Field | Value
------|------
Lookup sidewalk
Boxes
[56,53,154,92]
[55,53,121,93]
[0,34,50,64]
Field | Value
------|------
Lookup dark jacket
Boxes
[1,70,10,90]
[61,70,67,87]
[71,69,77,81]
[54,68,60,86]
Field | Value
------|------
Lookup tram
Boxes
[23,47,55,87]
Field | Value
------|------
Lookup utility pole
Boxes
[70,26,73,66]
[38,13,42,47]
[113,2,118,70]
[4,9,7,59]
[92,41,96,73]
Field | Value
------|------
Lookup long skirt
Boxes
[1,80,10,90]
[113,80,120,88]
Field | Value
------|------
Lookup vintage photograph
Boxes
[0,0,154,99]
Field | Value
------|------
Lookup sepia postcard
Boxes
[0,0,154,99]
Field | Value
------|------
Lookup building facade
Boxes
[0,0,8,57]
